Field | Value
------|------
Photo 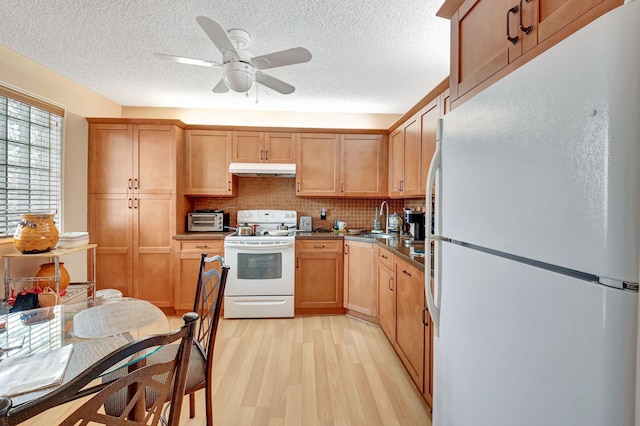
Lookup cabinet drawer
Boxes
[297,240,342,253]
[377,247,393,269]
[179,240,223,253]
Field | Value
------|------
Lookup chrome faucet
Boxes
[379,200,389,234]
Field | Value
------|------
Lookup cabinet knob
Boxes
[195,245,209,249]
[314,244,326,249]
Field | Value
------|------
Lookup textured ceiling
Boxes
[0,0,450,115]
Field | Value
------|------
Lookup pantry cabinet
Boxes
[295,240,344,314]
[439,0,622,105]
[185,129,237,196]
[377,247,395,341]
[232,131,295,163]
[172,239,224,312]
[87,119,187,307]
[343,240,377,319]
[296,133,387,197]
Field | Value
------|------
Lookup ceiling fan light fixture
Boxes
[223,61,255,92]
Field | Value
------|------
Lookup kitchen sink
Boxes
[359,233,398,239]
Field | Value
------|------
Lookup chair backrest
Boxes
[192,254,229,363]
[0,312,198,426]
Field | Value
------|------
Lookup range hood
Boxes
[228,162,296,177]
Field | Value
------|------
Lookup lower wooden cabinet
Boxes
[172,239,223,312]
[295,240,344,314]
[395,257,427,394]
[343,240,377,319]
[377,247,395,341]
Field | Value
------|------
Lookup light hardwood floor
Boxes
[25,315,431,425]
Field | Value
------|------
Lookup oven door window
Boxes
[237,252,282,280]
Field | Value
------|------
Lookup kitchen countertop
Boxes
[174,231,426,271]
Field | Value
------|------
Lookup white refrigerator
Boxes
[425,2,639,425]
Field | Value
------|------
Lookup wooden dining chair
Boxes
[0,312,198,426]
[122,254,228,426]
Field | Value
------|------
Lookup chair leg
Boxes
[189,392,196,418]
[205,381,214,426]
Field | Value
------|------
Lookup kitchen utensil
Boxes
[237,223,254,236]
[266,230,290,236]
[387,213,403,233]
[336,221,347,230]
[277,223,289,230]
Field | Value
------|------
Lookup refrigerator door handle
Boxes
[425,118,443,332]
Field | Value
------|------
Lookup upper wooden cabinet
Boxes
[185,129,237,197]
[89,123,177,195]
[232,131,295,163]
[419,99,440,195]
[439,0,622,106]
[390,114,420,197]
[296,133,387,197]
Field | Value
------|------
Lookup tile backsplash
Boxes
[193,177,423,230]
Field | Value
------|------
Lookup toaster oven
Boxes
[187,212,229,232]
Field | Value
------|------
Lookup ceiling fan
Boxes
[155,16,312,95]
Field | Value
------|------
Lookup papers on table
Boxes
[56,232,89,249]
[0,344,73,397]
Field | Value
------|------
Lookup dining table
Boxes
[0,297,169,417]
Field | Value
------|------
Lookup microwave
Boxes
[187,212,229,232]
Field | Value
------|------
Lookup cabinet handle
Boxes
[381,254,388,260]
[519,0,532,35]
[340,182,344,193]
[265,150,269,161]
[128,178,133,189]
[422,307,429,326]
[260,149,264,161]
[314,244,326,249]
[506,5,519,45]
[388,277,393,291]
[227,181,231,192]
[297,182,301,192]
[195,245,209,249]
[133,198,138,209]
[134,178,139,189]
[296,257,299,268]
[128,198,133,209]
[402,269,412,277]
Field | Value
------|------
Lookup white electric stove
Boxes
[224,210,297,318]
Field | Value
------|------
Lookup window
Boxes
[0,85,64,238]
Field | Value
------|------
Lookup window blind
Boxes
[0,87,63,238]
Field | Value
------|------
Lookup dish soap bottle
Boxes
[373,207,381,232]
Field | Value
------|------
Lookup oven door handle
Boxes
[224,242,295,250]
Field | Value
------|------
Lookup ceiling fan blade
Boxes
[212,78,229,93]
[251,47,312,70]
[153,53,220,67]
[256,72,295,94]
[196,16,239,61]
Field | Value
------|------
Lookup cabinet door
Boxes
[89,193,134,297]
[89,124,133,194]
[134,125,177,195]
[296,133,340,196]
[452,0,511,100]
[232,131,265,163]
[536,0,604,43]
[343,240,377,317]
[340,134,386,197]
[295,240,343,313]
[402,114,421,196]
[174,240,224,312]
[395,259,426,391]
[265,132,295,163]
[377,257,395,341]
[134,194,174,307]
[389,128,404,197]
[185,130,236,196]
[419,99,441,195]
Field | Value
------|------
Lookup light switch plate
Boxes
[300,216,312,232]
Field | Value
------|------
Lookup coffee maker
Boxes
[403,210,426,241]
